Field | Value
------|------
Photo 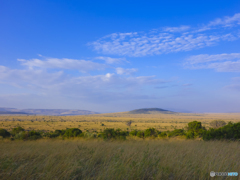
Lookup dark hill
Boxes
[0,108,99,116]
[128,108,175,114]
[0,111,29,115]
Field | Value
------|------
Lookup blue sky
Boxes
[0,0,240,113]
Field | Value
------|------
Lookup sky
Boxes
[0,0,240,113]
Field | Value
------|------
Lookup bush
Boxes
[136,131,144,138]
[43,129,66,138]
[168,129,185,137]
[100,128,128,140]
[186,130,195,139]
[28,130,42,140]
[210,120,226,129]
[55,129,65,136]
[186,121,206,139]
[129,130,138,136]
[203,122,240,140]
[158,132,167,138]
[187,121,202,132]
[0,129,11,138]
[64,128,82,138]
[144,128,158,137]
[12,127,24,135]
[14,130,42,140]
[44,132,60,138]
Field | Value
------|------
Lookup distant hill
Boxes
[0,108,99,116]
[128,108,175,114]
[0,111,29,115]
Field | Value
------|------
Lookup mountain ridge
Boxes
[0,107,99,116]
[128,108,175,114]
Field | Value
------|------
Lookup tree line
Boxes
[0,120,239,141]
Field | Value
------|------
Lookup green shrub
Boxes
[64,128,82,138]
[144,128,158,137]
[187,121,202,132]
[12,127,24,135]
[44,132,60,138]
[14,130,42,140]
[55,129,65,136]
[136,131,144,138]
[186,121,206,139]
[203,122,240,140]
[0,129,11,138]
[28,131,42,140]
[186,130,195,139]
[168,129,185,137]
[43,129,66,138]
[129,130,138,136]
[100,128,128,140]
[158,132,167,138]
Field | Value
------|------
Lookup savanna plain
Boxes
[0,112,240,179]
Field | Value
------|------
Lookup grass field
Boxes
[0,139,239,180]
[1,113,240,179]
[1,112,240,132]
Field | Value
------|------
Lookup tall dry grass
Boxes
[0,139,239,180]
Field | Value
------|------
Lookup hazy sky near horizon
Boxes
[0,0,240,113]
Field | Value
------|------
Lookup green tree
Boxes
[0,129,11,138]
[100,128,128,140]
[187,121,202,132]
[136,131,144,138]
[158,132,167,138]
[129,130,138,136]
[144,128,158,137]
[168,129,185,137]
[64,128,82,138]
[12,126,25,135]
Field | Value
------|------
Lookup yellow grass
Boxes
[0,139,239,180]
[1,113,240,179]
[0,113,240,132]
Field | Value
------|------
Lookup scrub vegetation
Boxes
[0,113,240,179]
[0,139,240,180]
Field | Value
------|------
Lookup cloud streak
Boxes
[185,53,240,72]
[18,57,106,72]
[95,56,127,64]
[90,13,240,57]
[116,67,138,75]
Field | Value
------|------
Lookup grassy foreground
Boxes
[0,139,239,180]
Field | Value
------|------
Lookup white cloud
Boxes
[116,67,138,75]
[207,61,240,72]
[185,53,240,64]
[18,57,106,72]
[185,53,240,72]
[90,13,240,57]
[0,65,65,89]
[208,13,240,27]
[0,59,168,103]
[163,26,191,32]
[95,56,127,64]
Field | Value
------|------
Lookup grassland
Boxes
[1,112,240,132]
[1,113,240,179]
[0,139,239,180]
